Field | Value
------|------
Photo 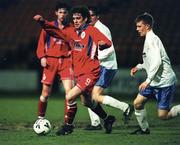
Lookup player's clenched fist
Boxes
[33,15,44,22]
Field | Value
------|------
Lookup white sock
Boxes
[169,105,180,117]
[88,108,101,126]
[135,109,149,131]
[102,95,129,112]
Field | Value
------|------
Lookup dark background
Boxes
[0,0,179,94]
[0,0,179,69]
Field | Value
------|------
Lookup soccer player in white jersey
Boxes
[130,12,180,134]
[84,6,134,130]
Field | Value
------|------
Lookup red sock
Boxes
[64,100,77,124]
[38,99,47,117]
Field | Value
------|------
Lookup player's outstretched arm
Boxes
[33,15,71,43]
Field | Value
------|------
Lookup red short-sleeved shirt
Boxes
[41,21,112,91]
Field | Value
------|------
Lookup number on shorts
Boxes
[85,78,91,86]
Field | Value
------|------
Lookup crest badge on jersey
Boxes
[81,31,86,39]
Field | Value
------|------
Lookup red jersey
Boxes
[41,21,112,77]
[36,20,71,59]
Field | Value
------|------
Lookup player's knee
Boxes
[133,100,143,109]
[64,88,71,95]
[42,88,51,97]
[91,94,96,100]
[41,92,49,98]
[158,114,168,120]
[158,112,169,120]
[92,94,100,102]
[158,109,170,120]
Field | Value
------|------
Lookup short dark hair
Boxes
[55,2,70,11]
[88,6,100,16]
[135,12,154,28]
[71,6,91,24]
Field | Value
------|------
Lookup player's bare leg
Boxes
[62,80,77,124]
[38,84,52,118]
[56,86,81,135]
[159,105,180,119]
[131,94,150,135]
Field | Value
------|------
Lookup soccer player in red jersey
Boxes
[34,6,116,135]
[36,2,77,127]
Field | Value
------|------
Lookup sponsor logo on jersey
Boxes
[74,40,85,50]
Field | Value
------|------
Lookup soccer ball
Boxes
[33,119,51,135]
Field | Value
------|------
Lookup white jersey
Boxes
[94,20,118,70]
[136,30,177,87]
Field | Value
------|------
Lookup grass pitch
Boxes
[0,94,180,145]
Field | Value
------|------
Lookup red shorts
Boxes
[41,57,73,85]
[76,72,99,93]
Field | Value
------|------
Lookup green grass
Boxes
[0,94,180,145]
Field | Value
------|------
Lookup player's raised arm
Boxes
[33,15,72,43]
